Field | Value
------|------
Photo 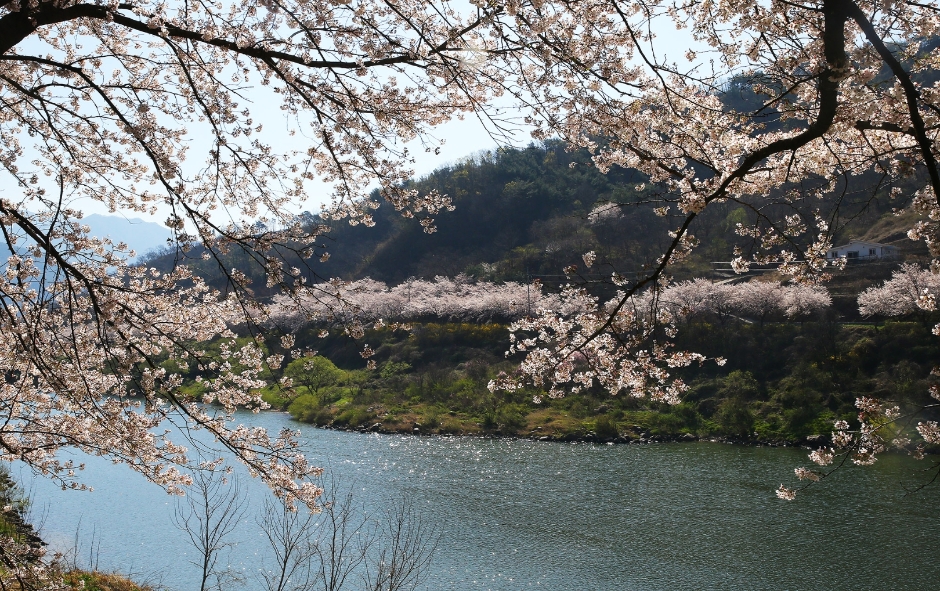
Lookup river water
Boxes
[20,410,940,590]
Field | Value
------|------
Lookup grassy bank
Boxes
[62,571,157,591]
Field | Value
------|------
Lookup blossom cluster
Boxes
[0,249,322,503]
[0,0,518,501]
[490,277,828,403]
[780,396,929,500]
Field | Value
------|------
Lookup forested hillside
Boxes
[141,138,925,294]
[252,319,940,444]
[139,142,938,445]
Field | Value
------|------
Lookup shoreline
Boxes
[294,413,828,449]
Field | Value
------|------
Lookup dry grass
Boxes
[859,209,921,245]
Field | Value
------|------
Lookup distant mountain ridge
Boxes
[82,213,171,260]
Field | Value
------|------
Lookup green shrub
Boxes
[717,370,761,400]
[495,403,527,433]
[648,412,687,435]
[334,407,374,428]
[284,355,345,400]
[481,412,497,430]
[715,398,755,437]
[422,411,440,429]
[566,400,589,419]
[438,418,463,434]
[314,407,334,426]
[64,571,155,591]
[670,403,702,431]
[380,360,412,380]
[259,386,291,409]
[176,381,207,402]
[0,465,42,553]
[594,415,619,440]
[287,394,320,423]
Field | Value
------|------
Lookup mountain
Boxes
[82,213,172,260]
[291,141,923,286]
[138,138,925,298]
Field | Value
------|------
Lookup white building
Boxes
[826,240,899,261]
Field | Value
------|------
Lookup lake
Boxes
[21,410,940,590]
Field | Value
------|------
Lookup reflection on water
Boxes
[22,411,940,590]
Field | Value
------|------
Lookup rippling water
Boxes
[22,411,940,590]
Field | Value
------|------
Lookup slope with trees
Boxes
[141,135,923,297]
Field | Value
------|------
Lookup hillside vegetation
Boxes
[242,317,940,445]
[137,84,937,445]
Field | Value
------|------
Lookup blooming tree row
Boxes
[266,275,564,332]
[265,275,831,334]
[659,279,832,325]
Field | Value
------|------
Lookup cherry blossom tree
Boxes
[0,0,517,502]
[659,278,721,324]
[781,284,832,321]
[858,263,940,319]
[730,281,784,327]
[659,279,831,325]
[476,0,940,490]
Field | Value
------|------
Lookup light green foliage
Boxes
[287,394,320,423]
[380,361,412,380]
[258,385,291,408]
[284,356,346,402]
